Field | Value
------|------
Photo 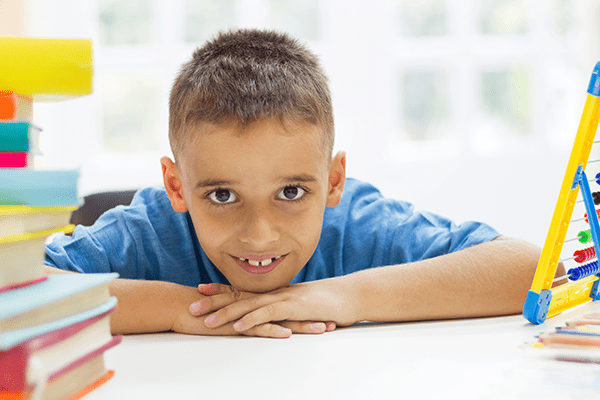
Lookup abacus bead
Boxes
[574,246,596,263]
[579,230,592,244]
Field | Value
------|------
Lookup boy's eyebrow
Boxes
[279,174,318,183]
[195,179,237,189]
[194,175,318,189]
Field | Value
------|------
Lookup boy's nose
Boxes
[238,208,280,247]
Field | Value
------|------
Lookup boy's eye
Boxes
[208,189,237,204]
[276,186,306,201]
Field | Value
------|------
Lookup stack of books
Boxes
[0,37,121,400]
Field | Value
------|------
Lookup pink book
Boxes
[0,152,28,168]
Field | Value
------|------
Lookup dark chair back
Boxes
[70,190,138,227]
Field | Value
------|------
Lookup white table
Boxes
[85,301,600,400]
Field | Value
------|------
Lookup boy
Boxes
[46,29,546,338]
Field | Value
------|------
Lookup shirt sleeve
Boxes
[45,204,142,276]
[44,187,203,286]
[321,179,501,276]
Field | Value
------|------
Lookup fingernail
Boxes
[311,323,325,331]
[205,314,217,326]
[279,327,292,337]
[233,320,244,331]
[189,302,203,315]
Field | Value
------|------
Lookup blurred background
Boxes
[2,0,600,246]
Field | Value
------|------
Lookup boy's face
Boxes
[162,119,345,293]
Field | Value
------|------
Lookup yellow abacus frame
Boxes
[523,61,600,324]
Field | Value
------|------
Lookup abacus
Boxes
[523,61,600,324]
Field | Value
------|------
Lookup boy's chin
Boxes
[231,279,291,294]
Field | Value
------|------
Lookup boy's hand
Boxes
[172,302,319,338]
[189,277,360,336]
[173,306,335,339]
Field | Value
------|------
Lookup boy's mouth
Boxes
[237,255,282,267]
[233,254,287,274]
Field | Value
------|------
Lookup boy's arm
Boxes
[194,237,551,330]
[348,236,543,322]
[45,265,202,334]
[44,266,330,337]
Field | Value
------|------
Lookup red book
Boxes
[0,152,28,168]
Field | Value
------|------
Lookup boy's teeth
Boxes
[238,255,281,267]
[261,258,273,267]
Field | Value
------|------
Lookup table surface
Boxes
[84,301,600,400]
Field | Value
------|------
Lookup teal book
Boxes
[0,169,80,206]
[0,121,41,152]
[0,273,118,335]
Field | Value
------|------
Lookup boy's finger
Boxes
[232,302,295,332]
[190,292,241,316]
[278,321,327,334]
[243,323,292,339]
[197,283,232,295]
[203,293,279,327]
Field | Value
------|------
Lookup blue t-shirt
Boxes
[45,178,500,287]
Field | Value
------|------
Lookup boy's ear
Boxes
[326,151,346,207]
[161,156,188,213]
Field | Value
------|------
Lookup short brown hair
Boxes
[168,29,334,159]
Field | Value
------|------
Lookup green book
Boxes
[0,121,41,152]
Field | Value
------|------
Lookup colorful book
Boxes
[0,122,42,153]
[0,205,76,238]
[0,152,28,168]
[0,91,32,121]
[0,303,118,391]
[0,169,79,206]
[0,300,119,400]
[0,273,118,334]
[0,224,75,293]
[0,37,93,101]
[1,343,120,400]
[41,354,116,400]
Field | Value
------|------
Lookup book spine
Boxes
[64,369,115,400]
[48,335,122,383]
[0,170,79,207]
[0,122,30,152]
[0,92,33,121]
[0,38,93,99]
[0,152,28,168]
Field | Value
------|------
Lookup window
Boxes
[400,70,450,141]
[268,0,321,41]
[398,0,448,37]
[480,66,529,136]
[100,70,161,153]
[99,0,153,45]
[479,0,529,35]
[184,0,236,43]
